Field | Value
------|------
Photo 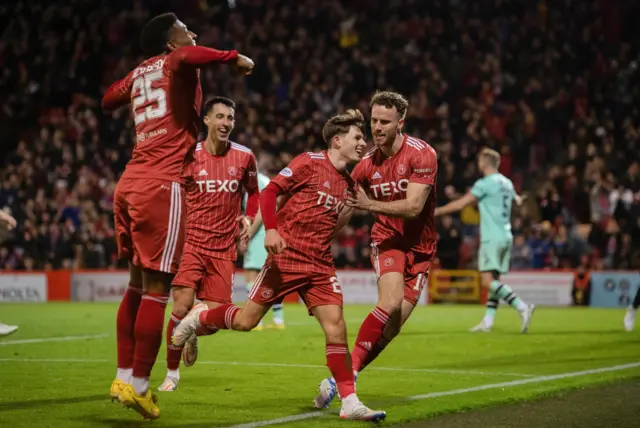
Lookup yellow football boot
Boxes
[109,379,127,402]
[119,383,160,420]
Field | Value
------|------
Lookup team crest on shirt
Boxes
[261,288,274,299]
[228,166,238,176]
[397,164,406,175]
[384,257,395,267]
[279,167,293,177]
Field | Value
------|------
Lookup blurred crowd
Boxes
[1,0,639,271]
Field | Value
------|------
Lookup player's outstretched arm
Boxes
[102,76,133,110]
[168,46,254,74]
[434,193,477,217]
[347,183,432,219]
[514,193,527,207]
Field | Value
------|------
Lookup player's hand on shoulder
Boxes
[264,229,286,254]
[346,186,372,211]
[236,54,254,75]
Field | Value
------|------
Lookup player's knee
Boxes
[377,295,403,315]
[129,263,143,288]
[232,314,260,332]
[171,287,195,317]
[142,269,173,295]
[323,318,347,344]
[480,272,497,289]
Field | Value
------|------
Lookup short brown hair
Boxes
[203,96,236,115]
[322,109,365,145]
[480,147,501,168]
[369,91,409,118]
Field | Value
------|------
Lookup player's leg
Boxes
[111,181,142,400]
[176,257,237,372]
[471,241,500,332]
[309,280,385,421]
[119,180,184,419]
[357,285,424,372]
[624,287,640,331]
[356,257,429,373]
[350,245,405,373]
[172,263,281,346]
[475,241,534,332]
[173,298,270,347]
[470,270,500,332]
[114,263,143,390]
[158,249,204,392]
[244,269,265,330]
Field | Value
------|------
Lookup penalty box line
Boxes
[224,361,640,428]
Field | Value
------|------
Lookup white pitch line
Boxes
[196,361,534,378]
[224,361,640,428]
[0,357,531,378]
[0,357,109,363]
[0,333,109,346]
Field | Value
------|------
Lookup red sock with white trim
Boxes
[131,292,169,394]
[351,306,390,372]
[115,284,142,382]
[198,303,240,331]
[326,343,356,399]
[359,336,391,372]
[166,312,183,373]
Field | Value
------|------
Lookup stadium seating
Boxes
[0,0,638,270]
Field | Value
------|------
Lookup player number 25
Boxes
[132,71,167,125]
[330,276,342,294]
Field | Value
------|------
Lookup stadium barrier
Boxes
[589,272,640,308]
[0,269,628,307]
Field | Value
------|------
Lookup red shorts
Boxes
[172,248,235,304]
[370,242,431,306]
[114,177,185,274]
[248,258,342,313]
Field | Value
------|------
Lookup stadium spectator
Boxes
[1,0,639,271]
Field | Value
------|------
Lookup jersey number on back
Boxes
[501,187,510,220]
[132,70,167,125]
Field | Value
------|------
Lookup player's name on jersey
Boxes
[133,59,165,78]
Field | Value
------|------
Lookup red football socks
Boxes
[326,343,356,398]
[351,306,390,372]
[116,284,143,370]
[359,336,391,372]
[132,293,169,380]
[166,312,183,371]
[198,303,240,330]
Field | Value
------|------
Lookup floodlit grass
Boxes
[0,303,638,427]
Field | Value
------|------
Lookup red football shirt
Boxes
[270,151,356,273]
[102,46,237,183]
[182,142,259,260]
[352,134,438,256]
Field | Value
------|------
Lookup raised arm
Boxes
[166,46,254,74]
[434,193,478,217]
[102,75,133,110]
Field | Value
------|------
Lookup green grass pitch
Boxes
[0,303,638,427]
